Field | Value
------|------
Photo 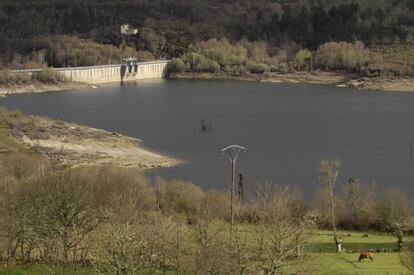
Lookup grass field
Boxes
[0,248,410,275]
[311,230,414,253]
[307,230,413,274]
[0,266,93,275]
[0,118,27,155]
[235,225,413,274]
[309,253,408,275]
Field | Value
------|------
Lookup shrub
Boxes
[78,166,157,218]
[184,53,220,73]
[167,58,187,74]
[240,40,269,64]
[294,49,313,70]
[246,61,270,74]
[0,70,11,85]
[93,212,189,274]
[199,38,247,68]
[136,50,155,61]
[376,188,412,232]
[0,70,31,85]
[3,171,100,263]
[33,69,66,83]
[315,41,369,71]
[165,180,204,215]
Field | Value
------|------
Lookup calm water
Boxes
[2,79,414,199]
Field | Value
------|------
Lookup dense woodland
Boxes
[0,0,414,73]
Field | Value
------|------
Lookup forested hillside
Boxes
[0,0,413,68]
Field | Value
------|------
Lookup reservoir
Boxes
[2,79,414,199]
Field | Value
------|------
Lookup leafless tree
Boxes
[0,154,51,263]
[318,159,342,252]
[251,185,314,274]
[21,172,100,263]
[94,212,189,275]
[342,179,377,230]
[377,188,412,251]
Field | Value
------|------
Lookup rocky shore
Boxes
[0,110,180,169]
[345,77,414,92]
[0,82,91,97]
[1,72,412,98]
[169,72,414,92]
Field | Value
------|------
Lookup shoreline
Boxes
[0,110,180,169]
[1,72,413,97]
[0,82,91,97]
[169,72,414,92]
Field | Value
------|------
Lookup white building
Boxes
[121,24,138,35]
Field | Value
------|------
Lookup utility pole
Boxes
[221,145,246,248]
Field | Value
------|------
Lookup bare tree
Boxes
[0,154,52,263]
[0,163,21,263]
[377,188,412,251]
[318,159,342,252]
[22,172,100,263]
[90,170,190,274]
[193,192,230,274]
[343,179,377,230]
[252,185,314,274]
[94,212,189,275]
[93,216,149,274]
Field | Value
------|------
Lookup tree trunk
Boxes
[329,185,341,253]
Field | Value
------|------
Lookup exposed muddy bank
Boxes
[169,72,414,92]
[0,110,180,169]
[0,82,90,97]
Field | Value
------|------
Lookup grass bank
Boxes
[308,230,413,274]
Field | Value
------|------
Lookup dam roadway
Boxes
[11,60,169,84]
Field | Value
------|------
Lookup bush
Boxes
[0,70,11,85]
[93,212,189,274]
[240,40,269,64]
[294,49,313,70]
[136,51,155,61]
[315,41,369,71]
[2,171,100,263]
[246,61,270,74]
[199,38,247,68]
[0,70,31,85]
[167,58,187,74]
[164,180,204,215]
[184,53,220,73]
[33,69,66,83]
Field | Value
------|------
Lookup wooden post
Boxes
[238,173,244,203]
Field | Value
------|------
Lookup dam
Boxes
[11,60,169,84]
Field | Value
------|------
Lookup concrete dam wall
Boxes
[12,60,169,84]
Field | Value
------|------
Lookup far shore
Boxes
[1,71,413,97]
[169,72,414,93]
